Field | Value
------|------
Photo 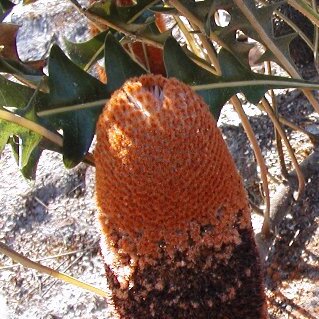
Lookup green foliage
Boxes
[46,45,107,168]
[1,0,319,181]
[164,37,318,118]
[0,84,45,179]
[104,32,147,93]
[64,31,108,69]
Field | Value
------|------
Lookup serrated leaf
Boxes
[7,132,42,180]
[20,146,42,180]
[164,37,226,117]
[164,37,319,118]
[0,117,17,153]
[256,33,297,66]
[218,49,273,104]
[0,93,45,179]
[206,0,299,71]
[0,75,49,174]
[9,129,42,173]
[241,1,297,70]
[64,31,107,68]
[104,32,146,94]
[46,44,107,168]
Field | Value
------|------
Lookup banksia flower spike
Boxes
[95,75,268,318]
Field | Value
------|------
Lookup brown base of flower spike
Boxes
[95,75,268,318]
[102,226,267,318]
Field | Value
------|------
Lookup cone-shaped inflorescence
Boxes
[95,75,267,318]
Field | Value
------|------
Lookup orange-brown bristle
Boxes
[95,75,250,264]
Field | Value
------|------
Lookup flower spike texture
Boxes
[95,75,268,318]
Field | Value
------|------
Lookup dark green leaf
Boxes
[164,37,226,118]
[64,31,107,68]
[104,32,146,94]
[213,0,299,72]
[20,146,42,180]
[164,37,317,119]
[46,44,108,168]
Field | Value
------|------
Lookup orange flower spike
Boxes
[95,75,267,318]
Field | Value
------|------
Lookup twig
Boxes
[265,61,289,179]
[192,79,319,91]
[73,4,163,49]
[0,248,86,270]
[233,0,319,115]
[0,109,63,147]
[249,199,265,217]
[169,0,229,50]
[261,97,305,200]
[0,242,109,298]
[37,99,109,117]
[41,253,83,297]
[0,109,95,166]
[174,16,203,58]
[231,95,271,236]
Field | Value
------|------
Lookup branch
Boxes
[0,242,109,298]
[261,97,305,200]
[0,109,63,147]
[169,0,229,50]
[0,109,95,166]
[233,0,319,114]
[231,95,271,236]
